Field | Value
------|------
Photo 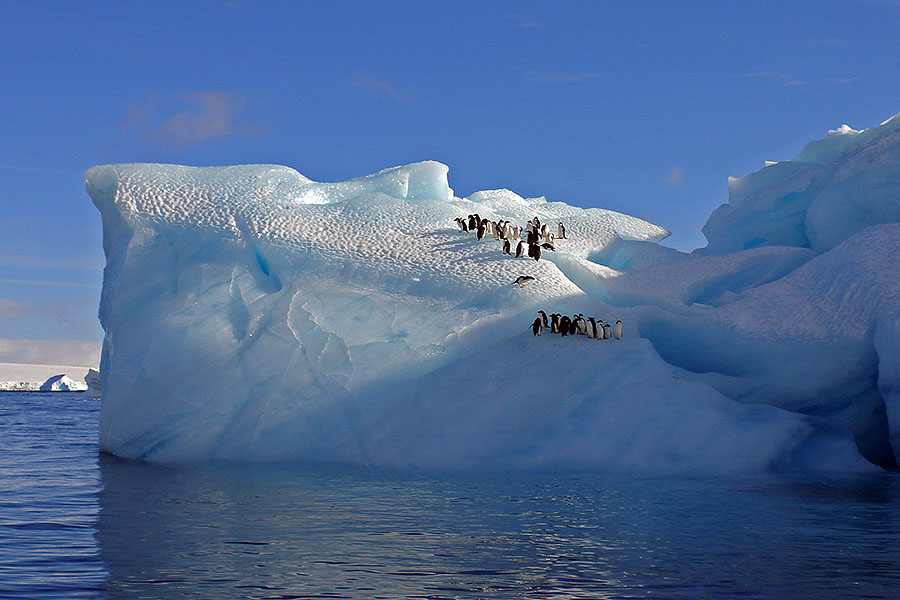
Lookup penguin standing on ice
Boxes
[529,243,541,261]
[477,220,487,240]
[532,317,543,336]
[575,315,586,335]
[559,316,571,336]
[502,239,511,255]
[515,240,525,258]
[551,313,560,333]
[541,223,550,238]
[538,310,549,328]
[569,318,578,336]
[587,317,597,338]
[558,222,567,239]
[613,320,623,340]
[602,322,612,339]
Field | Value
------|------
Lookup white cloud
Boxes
[0,338,101,367]
[743,71,808,87]
[124,91,260,145]
[527,70,602,84]
[504,14,548,29]
[0,298,67,319]
[353,75,404,101]
[830,77,861,85]
[667,167,684,187]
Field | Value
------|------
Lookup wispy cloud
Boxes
[0,278,100,288]
[504,14,548,29]
[667,167,684,187]
[830,77,861,85]
[527,70,602,84]
[353,75,404,101]
[0,298,67,320]
[743,71,808,87]
[124,91,261,145]
[0,337,101,367]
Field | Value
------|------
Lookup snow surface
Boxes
[86,135,899,472]
[700,113,900,254]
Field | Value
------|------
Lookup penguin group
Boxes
[453,214,568,264]
[531,309,622,340]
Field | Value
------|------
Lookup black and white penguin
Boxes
[477,222,486,240]
[569,318,578,336]
[527,230,539,245]
[558,222,567,239]
[532,317,543,336]
[550,313,560,333]
[541,242,555,251]
[613,320,623,340]
[467,215,476,230]
[587,317,597,338]
[515,240,525,258]
[538,310,548,328]
[513,275,535,287]
[534,217,541,231]
[454,217,465,231]
[532,243,542,261]
[576,315,586,335]
[603,322,612,339]
[502,239,511,255]
[559,315,571,336]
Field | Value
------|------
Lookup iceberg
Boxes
[86,119,900,471]
[700,113,900,254]
[39,374,88,392]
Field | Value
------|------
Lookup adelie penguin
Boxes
[613,320,623,340]
[558,222,567,239]
[513,275,535,288]
[454,217,467,232]
[515,240,525,258]
[531,243,542,261]
[477,222,486,240]
[559,315,571,336]
[587,317,598,338]
[550,313,560,333]
[531,317,543,336]
[541,242,555,251]
[502,239,511,255]
[538,310,548,328]
[603,322,612,339]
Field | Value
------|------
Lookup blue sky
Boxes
[2,0,900,365]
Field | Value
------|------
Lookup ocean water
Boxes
[2,392,900,599]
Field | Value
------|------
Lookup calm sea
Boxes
[2,391,899,599]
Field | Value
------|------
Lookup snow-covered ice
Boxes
[85,115,900,471]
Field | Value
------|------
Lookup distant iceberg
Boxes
[85,115,900,472]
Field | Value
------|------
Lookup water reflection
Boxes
[96,457,900,599]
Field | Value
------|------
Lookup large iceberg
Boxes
[700,114,900,254]
[86,117,900,471]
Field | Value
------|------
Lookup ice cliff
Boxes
[85,115,900,472]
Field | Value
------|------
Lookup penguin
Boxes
[525,221,534,234]
[454,217,465,232]
[527,230,539,245]
[569,319,578,336]
[550,313,560,333]
[532,243,542,261]
[613,320,623,340]
[534,217,541,231]
[485,219,494,235]
[515,240,525,258]
[541,242,555,251]
[541,223,550,238]
[538,310,548,328]
[559,316,571,336]
[532,317,543,336]
[513,226,521,240]
[477,222,486,240]
[493,221,502,240]
[546,232,554,244]
[502,239,511,255]
[603,322,612,339]
[504,223,513,240]
[558,222,567,239]
[587,317,597,338]
[467,215,477,230]
[513,275,535,287]
[576,315,586,335]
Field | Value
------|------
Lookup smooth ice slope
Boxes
[700,113,900,254]
[86,152,898,472]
